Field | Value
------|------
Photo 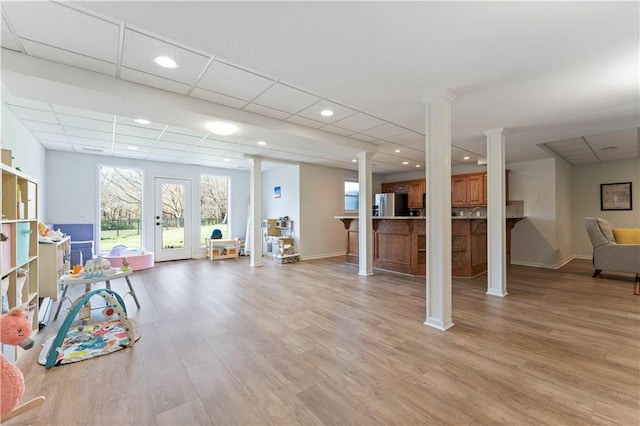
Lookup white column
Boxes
[357,151,374,276]
[249,158,263,267]
[485,128,507,296]
[424,91,455,331]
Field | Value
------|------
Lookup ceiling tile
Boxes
[20,39,116,76]
[40,141,73,151]
[2,1,119,62]
[113,144,151,153]
[21,121,65,134]
[112,149,148,159]
[146,148,182,158]
[252,83,321,114]
[120,67,191,95]
[320,125,353,136]
[32,131,69,142]
[362,123,408,139]
[191,146,227,156]
[243,103,291,120]
[1,15,21,52]
[65,127,112,141]
[200,138,236,150]
[58,114,113,132]
[197,60,275,101]
[190,88,248,109]
[116,116,167,130]
[348,133,378,142]
[387,131,425,145]
[74,144,110,154]
[121,28,210,85]
[114,134,157,147]
[165,125,208,138]
[160,132,203,145]
[4,96,51,111]
[286,115,326,129]
[116,123,163,140]
[155,140,195,151]
[297,99,358,123]
[585,128,638,150]
[51,104,114,121]
[68,136,112,148]
[331,113,385,133]
[8,106,58,123]
[546,137,586,151]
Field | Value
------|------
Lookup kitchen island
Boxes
[336,216,524,277]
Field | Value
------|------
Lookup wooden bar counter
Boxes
[336,216,523,277]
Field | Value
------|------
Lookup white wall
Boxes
[299,164,359,259]
[571,158,640,257]
[555,158,573,264]
[261,165,300,254]
[1,103,47,219]
[508,158,561,267]
[45,150,250,256]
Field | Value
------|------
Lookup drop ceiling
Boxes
[1,1,638,173]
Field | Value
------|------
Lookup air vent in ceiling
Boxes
[601,146,618,151]
[82,147,104,153]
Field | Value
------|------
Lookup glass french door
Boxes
[154,178,192,261]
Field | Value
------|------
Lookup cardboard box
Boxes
[1,149,11,166]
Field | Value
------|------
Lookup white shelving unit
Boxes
[39,236,70,300]
[206,238,239,261]
[1,162,39,362]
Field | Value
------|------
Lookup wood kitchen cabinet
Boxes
[407,180,425,208]
[452,172,484,207]
[451,171,513,207]
[380,182,395,193]
[381,179,426,209]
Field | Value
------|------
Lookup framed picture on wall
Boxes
[274,186,281,199]
[600,182,632,211]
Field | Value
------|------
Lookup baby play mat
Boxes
[38,319,140,367]
[38,289,141,368]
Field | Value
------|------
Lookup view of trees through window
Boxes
[99,169,229,252]
[200,175,229,244]
[100,166,143,253]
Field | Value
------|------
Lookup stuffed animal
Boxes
[0,306,32,419]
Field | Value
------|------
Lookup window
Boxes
[99,166,143,254]
[200,174,229,244]
[344,179,359,211]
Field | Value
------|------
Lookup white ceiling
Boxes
[1,1,638,173]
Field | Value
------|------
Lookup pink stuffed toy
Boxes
[0,306,33,419]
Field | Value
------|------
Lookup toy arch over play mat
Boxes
[39,289,140,369]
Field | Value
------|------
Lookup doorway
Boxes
[154,177,192,261]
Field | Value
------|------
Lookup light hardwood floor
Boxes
[7,257,639,426]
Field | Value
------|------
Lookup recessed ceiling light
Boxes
[206,121,238,136]
[395,149,401,153]
[154,56,178,68]
[320,109,334,117]
[134,118,150,125]
[224,158,230,162]
[127,146,138,150]
[402,161,409,165]
[352,159,357,163]
[415,165,421,168]
[257,140,267,146]
[463,156,470,160]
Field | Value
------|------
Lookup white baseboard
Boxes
[300,252,345,261]
[512,254,591,270]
